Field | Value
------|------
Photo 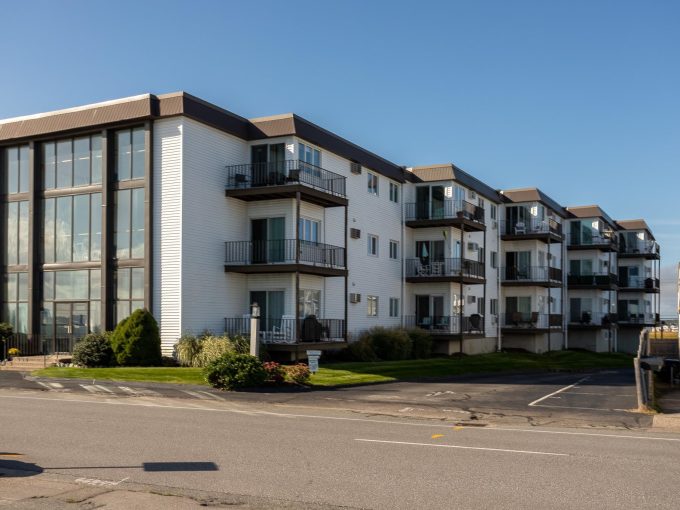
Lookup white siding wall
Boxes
[181,118,249,336]
[153,118,184,354]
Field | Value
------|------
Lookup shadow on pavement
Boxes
[0,459,43,478]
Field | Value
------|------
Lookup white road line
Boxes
[36,382,53,390]
[181,390,208,399]
[562,392,633,397]
[3,393,680,442]
[94,385,115,394]
[197,390,225,401]
[355,439,569,457]
[528,376,591,407]
[530,404,630,412]
[79,385,101,394]
[118,386,142,396]
[47,382,64,389]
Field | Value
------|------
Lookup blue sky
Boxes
[2,0,679,312]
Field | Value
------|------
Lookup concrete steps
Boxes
[0,355,64,372]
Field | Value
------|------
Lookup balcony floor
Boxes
[502,280,562,288]
[501,232,563,243]
[224,263,347,277]
[501,327,563,335]
[405,217,485,232]
[406,275,486,284]
[226,184,347,208]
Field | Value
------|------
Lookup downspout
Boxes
[400,184,405,329]
[563,226,568,350]
[547,231,551,353]
[497,209,502,352]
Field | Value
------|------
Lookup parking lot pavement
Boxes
[0,368,651,429]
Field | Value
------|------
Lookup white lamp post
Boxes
[250,302,260,357]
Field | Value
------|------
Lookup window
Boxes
[298,289,321,318]
[490,204,497,220]
[5,201,29,265]
[368,235,378,256]
[114,267,145,324]
[41,269,102,335]
[43,193,102,263]
[389,297,400,318]
[115,188,145,259]
[389,240,399,260]
[477,298,485,315]
[490,298,498,316]
[478,197,485,209]
[298,218,320,243]
[491,251,498,269]
[4,146,29,194]
[367,296,378,317]
[116,127,145,181]
[389,182,399,203]
[43,135,102,190]
[367,172,378,195]
[2,273,28,333]
[299,143,320,167]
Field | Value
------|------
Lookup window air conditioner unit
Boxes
[467,295,477,303]
[350,228,361,239]
[349,293,362,304]
[350,162,362,175]
[467,242,479,251]
[468,190,477,200]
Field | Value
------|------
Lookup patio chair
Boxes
[468,313,482,333]
[514,222,526,235]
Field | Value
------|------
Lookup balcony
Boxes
[403,315,485,336]
[501,266,563,287]
[501,313,563,333]
[405,258,485,284]
[618,277,660,293]
[224,316,346,349]
[618,240,660,259]
[404,200,485,231]
[567,232,618,252]
[225,160,347,207]
[568,312,617,329]
[617,313,658,327]
[567,273,618,290]
[501,218,563,242]
[224,240,346,277]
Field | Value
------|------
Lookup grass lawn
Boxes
[309,350,633,387]
[33,367,207,386]
[32,351,633,388]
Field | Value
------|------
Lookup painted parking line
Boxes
[181,390,210,400]
[528,376,591,407]
[118,386,162,397]
[355,439,569,457]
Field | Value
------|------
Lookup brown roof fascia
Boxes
[616,219,655,239]
[566,205,617,228]
[411,164,503,203]
[500,188,568,218]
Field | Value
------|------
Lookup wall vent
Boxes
[350,228,361,239]
[467,242,479,251]
[350,162,362,175]
[349,293,362,304]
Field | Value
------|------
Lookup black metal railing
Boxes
[501,266,562,282]
[1,333,79,359]
[225,160,346,197]
[567,232,618,249]
[224,240,345,268]
[404,200,485,224]
[500,218,563,237]
[405,258,485,279]
[403,315,485,335]
[617,313,656,324]
[223,317,345,344]
[501,313,562,329]
[567,273,618,286]
[568,312,617,326]
[618,239,659,256]
[618,277,660,290]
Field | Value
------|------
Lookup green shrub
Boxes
[347,335,379,362]
[0,322,12,342]
[407,328,433,359]
[72,333,114,367]
[263,361,285,384]
[284,363,311,385]
[175,334,202,367]
[204,352,266,390]
[366,327,412,361]
[193,335,234,367]
[110,309,162,366]
[231,335,250,354]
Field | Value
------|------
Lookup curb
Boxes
[652,413,680,431]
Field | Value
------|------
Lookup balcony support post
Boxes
[547,231,551,352]
[344,203,349,342]
[460,224,465,353]
[295,191,301,349]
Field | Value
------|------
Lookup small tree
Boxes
[110,309,162,366]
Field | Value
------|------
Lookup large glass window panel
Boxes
[116,269,130,300]
[90,301,101,333]
[18,272,28,301]
[6,273,17,302]
[131,188,145,258]
[56,140,72,189]
[43,271,55,300]
[18,202,29,265]
[43,198,55,263]
[73,137,91,186]
[90,269,101,300]
[115,190,131,258]
[43,142,56,190]
[6,202,18,265]
[18,146,29,193]
[90,193,102,260]
[54,270,89,300]
[131,128,145,179]
[91,136,102,184]
[116,130,132,181]
[56,196,72,262]
[6,147,19,194]
[131,268,144,299]
[73,194,90,261]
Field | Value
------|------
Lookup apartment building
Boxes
[0,92,660,358]
[498,189,567,353]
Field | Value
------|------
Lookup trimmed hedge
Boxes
[407,328,433,359]
[204,352,267,390]
[72,333,114,367]
[110,309,162,366]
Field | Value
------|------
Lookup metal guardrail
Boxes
[405,258,485,279]
[501,313,562,329]
[404,200,485,224]
[501,266,562,282]
[568,312,617,326]
[500,218,562,237]
[566,232,618,248]
[1,334,78,361]
[225,160,346,197]
[619,239,660,256]
[224,239,345,268]
[567,273,618,286]
[403,315,485,335]
[224,317,345,344]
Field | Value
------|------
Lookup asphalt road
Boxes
[1,386,679,509]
